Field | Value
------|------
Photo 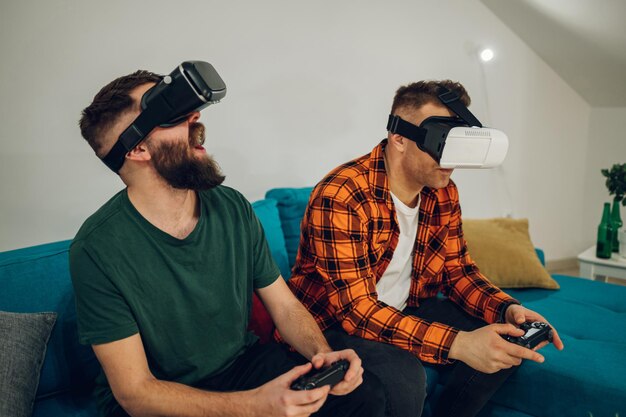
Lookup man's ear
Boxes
[388,133,408,153]
[125,142,152,162]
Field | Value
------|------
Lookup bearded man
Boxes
[70,68,385,417]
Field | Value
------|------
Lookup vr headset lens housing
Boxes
[439,124,508,168]
[101,61,226,173]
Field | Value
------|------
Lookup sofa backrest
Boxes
[0,241,100,401]
[265,187,314,270]
[250,199,291,279]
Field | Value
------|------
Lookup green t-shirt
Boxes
[70,186,279,416]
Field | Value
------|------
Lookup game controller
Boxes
[502,321,554,349]
[290,360,350,390]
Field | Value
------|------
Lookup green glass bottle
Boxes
[596,202,613,259]
[611,200,623,253]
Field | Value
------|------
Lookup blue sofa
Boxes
[1,187,625,417]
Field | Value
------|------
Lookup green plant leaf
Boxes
[601,163,626,204]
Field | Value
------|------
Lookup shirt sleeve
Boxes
[308,195,459,364]
[69,242,139,345]
[441,190,519,324]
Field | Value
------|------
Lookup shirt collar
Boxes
[368,139,390,203]
[368,139,438,204]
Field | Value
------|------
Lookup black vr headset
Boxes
[102,61,227,173]
[386,88,508,168]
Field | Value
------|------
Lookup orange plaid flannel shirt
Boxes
[288,140,518,365]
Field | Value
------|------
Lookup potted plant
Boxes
[602,163,626,255]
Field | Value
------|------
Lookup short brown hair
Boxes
[79,70,161,157]
[391,80,471,114]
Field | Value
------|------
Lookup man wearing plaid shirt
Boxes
[288,80,564,417]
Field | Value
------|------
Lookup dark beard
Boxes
[148,122,225,190]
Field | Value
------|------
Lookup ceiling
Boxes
[481,0,626,107]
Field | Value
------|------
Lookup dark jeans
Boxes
[404,298,519,417]
[324,326,427,417]
[110,341,386,417]
[324,298,519,417]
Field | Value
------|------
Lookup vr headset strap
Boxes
[437,88,483,128]
[101,95,176,173]
[101,113,156,173]
[386,114,428,147]
[102,143,126,173]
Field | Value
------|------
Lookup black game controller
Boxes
[290,360,350,390]
[502,321,554,349]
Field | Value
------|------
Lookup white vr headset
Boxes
[386,88,508,168]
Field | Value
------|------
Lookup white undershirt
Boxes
[376,192,420,311]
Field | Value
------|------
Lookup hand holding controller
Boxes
[502,321,553,349]
[290,359,350,391]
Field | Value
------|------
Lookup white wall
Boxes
[0,0,594,260]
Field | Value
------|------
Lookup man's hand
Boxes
[448,324,546,374]
[310,349,364,396]
[252,363,331,417]
[504,304,565,350]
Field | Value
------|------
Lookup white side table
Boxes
[577,245,626,282]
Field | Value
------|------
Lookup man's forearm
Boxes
[447,267,518,324]
[273,300,332,360]
[119,378,255,417]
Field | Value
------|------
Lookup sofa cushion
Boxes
[265,187,314,268]
[462,218,559,289]
[0,241,100,400]
[251,199,291,279]
[0,311,57,417]
[496,275,626,416]
[424,275,626,417]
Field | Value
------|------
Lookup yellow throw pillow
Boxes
[462,218,559,289]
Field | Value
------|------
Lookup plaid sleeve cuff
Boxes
[478,289,519,323]
[418,322,460,365]
[496,299,521,324]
